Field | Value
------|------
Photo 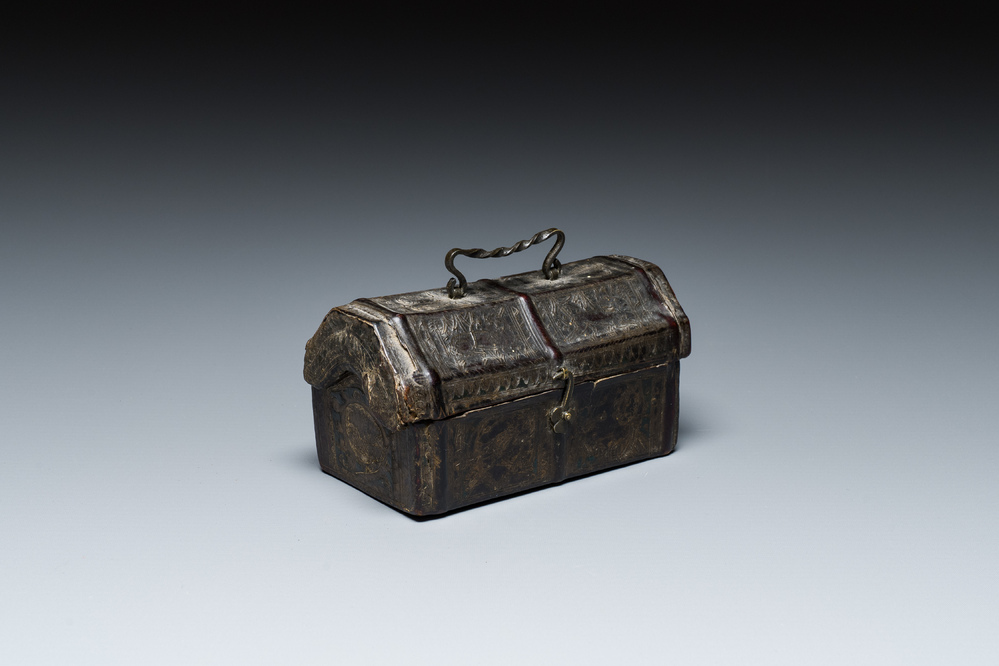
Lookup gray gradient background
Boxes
[2,9,997,664]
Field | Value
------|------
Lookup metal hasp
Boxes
[549,367,574,434]
[305,228,691,516]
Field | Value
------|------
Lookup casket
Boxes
[304,229,690,516]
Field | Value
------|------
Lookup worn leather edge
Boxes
[304,307,407,432]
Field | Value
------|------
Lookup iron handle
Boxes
[444,228,564,299]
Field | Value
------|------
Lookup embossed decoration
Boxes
[449,402,554,505]
[407,300,545,376]
[323,385,393,498]
[341,403,388,474]
[304,229,690,516]
[531,274,661,350]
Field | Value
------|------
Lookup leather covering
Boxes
[304,255,690,433]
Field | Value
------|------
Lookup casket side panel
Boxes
[441,390,561,510]
[312,384,395,507]
[564,362,679,478]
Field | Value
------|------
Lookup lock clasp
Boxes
[549,367,574,434]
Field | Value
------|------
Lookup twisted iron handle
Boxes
[445,228,565,298]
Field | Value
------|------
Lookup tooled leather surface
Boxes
[304,255,689,431]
